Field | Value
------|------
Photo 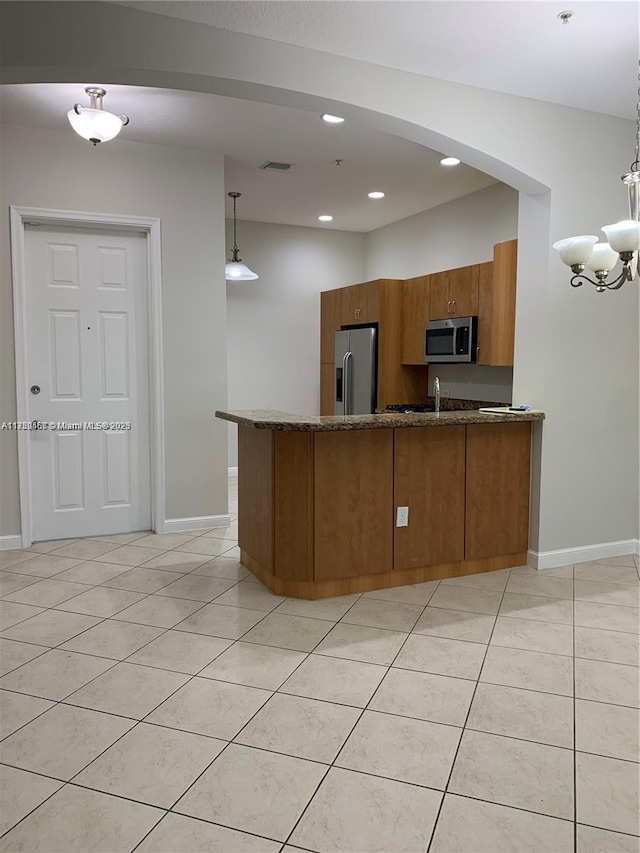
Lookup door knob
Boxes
[30,385,41,395]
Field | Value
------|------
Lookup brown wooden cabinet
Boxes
[314,430,393,581]
[340,280,380,325]
[401,275,430,365]
[394,426,465,570]
[320,289,341,365]
[465,421,531,560]
[320,362,334,416]
[477,239,518,366]
[234,417,535,599]
[429,265,479,320]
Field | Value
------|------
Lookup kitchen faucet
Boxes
[434,376,440,414]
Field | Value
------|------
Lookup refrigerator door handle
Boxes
[343,350,352,415]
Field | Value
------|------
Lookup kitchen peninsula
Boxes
[216,409,544,599]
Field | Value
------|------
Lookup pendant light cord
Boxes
[232,194,238,253]
[633,60,640,171]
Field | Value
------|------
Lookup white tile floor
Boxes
[0,478,638,852]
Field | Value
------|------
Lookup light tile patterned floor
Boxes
[0,479,638,852]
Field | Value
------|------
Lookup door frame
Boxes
[10,205,165,547]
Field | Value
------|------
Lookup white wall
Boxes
[365,183,518,279]
[226,220,365,467]
[366,182,518,403]
[0,124,228,536]
[3,1,639,557]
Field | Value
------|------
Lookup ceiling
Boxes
[2,1,636,231]
[0,83,497,232]
[118,0,640,120]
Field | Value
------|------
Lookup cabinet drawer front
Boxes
[314,430,393,580]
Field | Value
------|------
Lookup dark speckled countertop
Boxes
[215,409,544,432]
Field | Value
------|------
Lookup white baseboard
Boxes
[528,538,640,569]
[0,535,23,551]
[162,514,231,533]
[228,467,238,478]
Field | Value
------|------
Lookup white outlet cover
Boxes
[396,506,409,527]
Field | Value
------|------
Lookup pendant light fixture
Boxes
[553,64,640,292]
[225,192,258,281]
[68,87,129,146]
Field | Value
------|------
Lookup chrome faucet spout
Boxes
[434,376,440,414]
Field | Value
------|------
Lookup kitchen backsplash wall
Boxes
[430,366,513,404]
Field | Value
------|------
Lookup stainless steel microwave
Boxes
[425,316,478,363]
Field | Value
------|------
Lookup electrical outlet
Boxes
[441,388,450,397]
[396,506,409,527]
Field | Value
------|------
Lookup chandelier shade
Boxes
[67,88,129,146]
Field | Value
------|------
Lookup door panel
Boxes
[429,271,450,320]
[449,265,479,317]
[320,289,341,364]
[401,276,430,364]
[465,423,531,559]
[348,327,376,415]
[53,432,85,510]
[320,363,334,416]
[394,427,465,569]
[314,430,393,580]
[49,311,82,399]
[26,224,150,541]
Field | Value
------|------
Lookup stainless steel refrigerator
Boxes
[334,327,377,415]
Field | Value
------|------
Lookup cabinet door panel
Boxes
[314,430,393,580]
[465,422,531,560]
[449,264,479,317]
[320,289,341,364]
[341,281,380,325]
[320,362,334,415]
[394,427,465,570]
[401,276,430,365]
[429,271,450,320]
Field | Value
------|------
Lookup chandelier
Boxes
[225,192,258,281]
[553,67,640,292]
[68,87,129,146]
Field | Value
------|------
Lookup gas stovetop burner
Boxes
[385,404,436,414]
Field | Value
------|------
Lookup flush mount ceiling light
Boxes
[318,215,334,222]
[67,87,129,146]
[440,157,461,166]
[368,191,385,199]
[225,192,259,281]
[321,114,345,124]
[553,64,640,292]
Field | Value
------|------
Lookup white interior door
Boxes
[25,223,151,541]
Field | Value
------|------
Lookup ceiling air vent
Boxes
[259,161,292,171]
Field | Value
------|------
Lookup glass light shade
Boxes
[225,261,259,281]
[585,242,619,272]
[67,107,125,143]
[601,220,640,253]
[552,235,598,266]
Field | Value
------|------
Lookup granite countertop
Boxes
[216,408,545,432]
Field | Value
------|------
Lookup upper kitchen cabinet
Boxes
[477,239,518,366]
[340,280,380,325]
[429,264,479,320]
[320,289,341,364]
[401,274,430,365]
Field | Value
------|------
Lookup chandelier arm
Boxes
[569,269,630,290]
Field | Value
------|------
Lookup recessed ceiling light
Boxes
[440,157,461,167]
[318,215,334,222]
[368,191,385,199]
[321,114,345,124]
